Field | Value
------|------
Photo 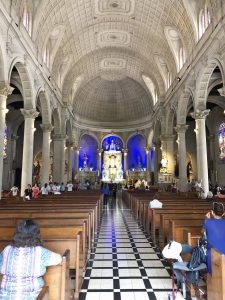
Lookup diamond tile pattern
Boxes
[79,200,190,300]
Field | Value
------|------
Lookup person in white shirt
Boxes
[52,183,57,194]
[67,181,73,192]
[40,183,48,196]
[10,186,19,197]
[54,183,61,195]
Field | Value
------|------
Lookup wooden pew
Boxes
[0,226,83,298]
[207,248,225,300]
[43,249,70,300]
[0,250,70,300]
[159,212,206,248]
[168,219,203,244]
[37,286,49,300]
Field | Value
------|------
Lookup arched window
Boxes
[142,75,158,106]
[43,43,50,67]
[22,4,32,35]
[218,122,225,161]
[164,27,186,72]
[179,45,185,70]
[199,5,211,38]
[155,55,172,90]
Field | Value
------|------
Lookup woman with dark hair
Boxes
[0,219,62,299]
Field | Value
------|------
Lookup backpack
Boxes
[187,237,207,270]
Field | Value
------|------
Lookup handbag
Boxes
[187,236,207,270]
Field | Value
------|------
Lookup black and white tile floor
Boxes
[79,200,186,300]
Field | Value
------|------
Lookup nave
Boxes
[79,200,186,300]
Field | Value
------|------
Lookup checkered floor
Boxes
[79,199,186,300]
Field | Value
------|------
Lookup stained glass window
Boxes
[3,127,8,159]
[218,122,225,161]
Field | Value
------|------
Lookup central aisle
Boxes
[79,199,185,300]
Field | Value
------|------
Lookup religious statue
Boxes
[33,161,41,176]
[137,156,142,170]
[109,139,116,151]
[160,156,168,173]
[186,161,193,179]
[83,153,88,169]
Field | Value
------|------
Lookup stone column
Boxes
[153,142,159,184]
[52,134,66,183]
[0,85,13,198]
[207,134,216,185]
[191,110,210,197]
[73,145,79,177]
[175,124,189,192]
[145,146,151,181]
[123,148,128,175]
[67,142,73,182]
[40,124,53,185]
[20,109,39,196]
[97,148,103,177]
[160,134,175,174]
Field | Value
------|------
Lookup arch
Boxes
[101,134,124,148]
[195,58,225,110]
[52,108,61,134]
[127,134,147,170]
[79,132,99,148]
[8,58,34,109]
[36,89,51,124]
[177,88,194,124]
[166,108,176,134]
[79,134,98,170]
[126,132,147,148]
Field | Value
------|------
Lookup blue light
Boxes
[127,134,147,170]
[79,134,98,170]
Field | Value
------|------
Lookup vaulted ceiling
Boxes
[11,0,199,128]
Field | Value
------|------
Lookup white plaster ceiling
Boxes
[12,0,199,127]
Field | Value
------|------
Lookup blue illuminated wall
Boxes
[102,135,123,151]
[79,134,98,170]
[127,134,147,170]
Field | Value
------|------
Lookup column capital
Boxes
[52,134,67,141]
[20,108,39,119]
[190,109,210,120]
[218,87,225,97]
[40,124,54,132]
[66,141,74,148]
[123,148,128,155]
[145,146,151,154]
[174,124,189,134]
[175,124,189,134]
[0,85,14,97]
[97,148,103,155]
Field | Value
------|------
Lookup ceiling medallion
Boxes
[100,58,127,70]
[95,0,135,16]
[97,30,131,46]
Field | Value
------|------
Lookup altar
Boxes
[102,150,123,182]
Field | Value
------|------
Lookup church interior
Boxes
[0,0,225,299]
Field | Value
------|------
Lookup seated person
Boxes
[10,185,19,197]
[32,183,39,199]
[0,219,62,299]
[24,184,32,200]
[203,202,225,273]
[40,183,48,196]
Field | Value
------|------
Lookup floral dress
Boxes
[0,245,57,300]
